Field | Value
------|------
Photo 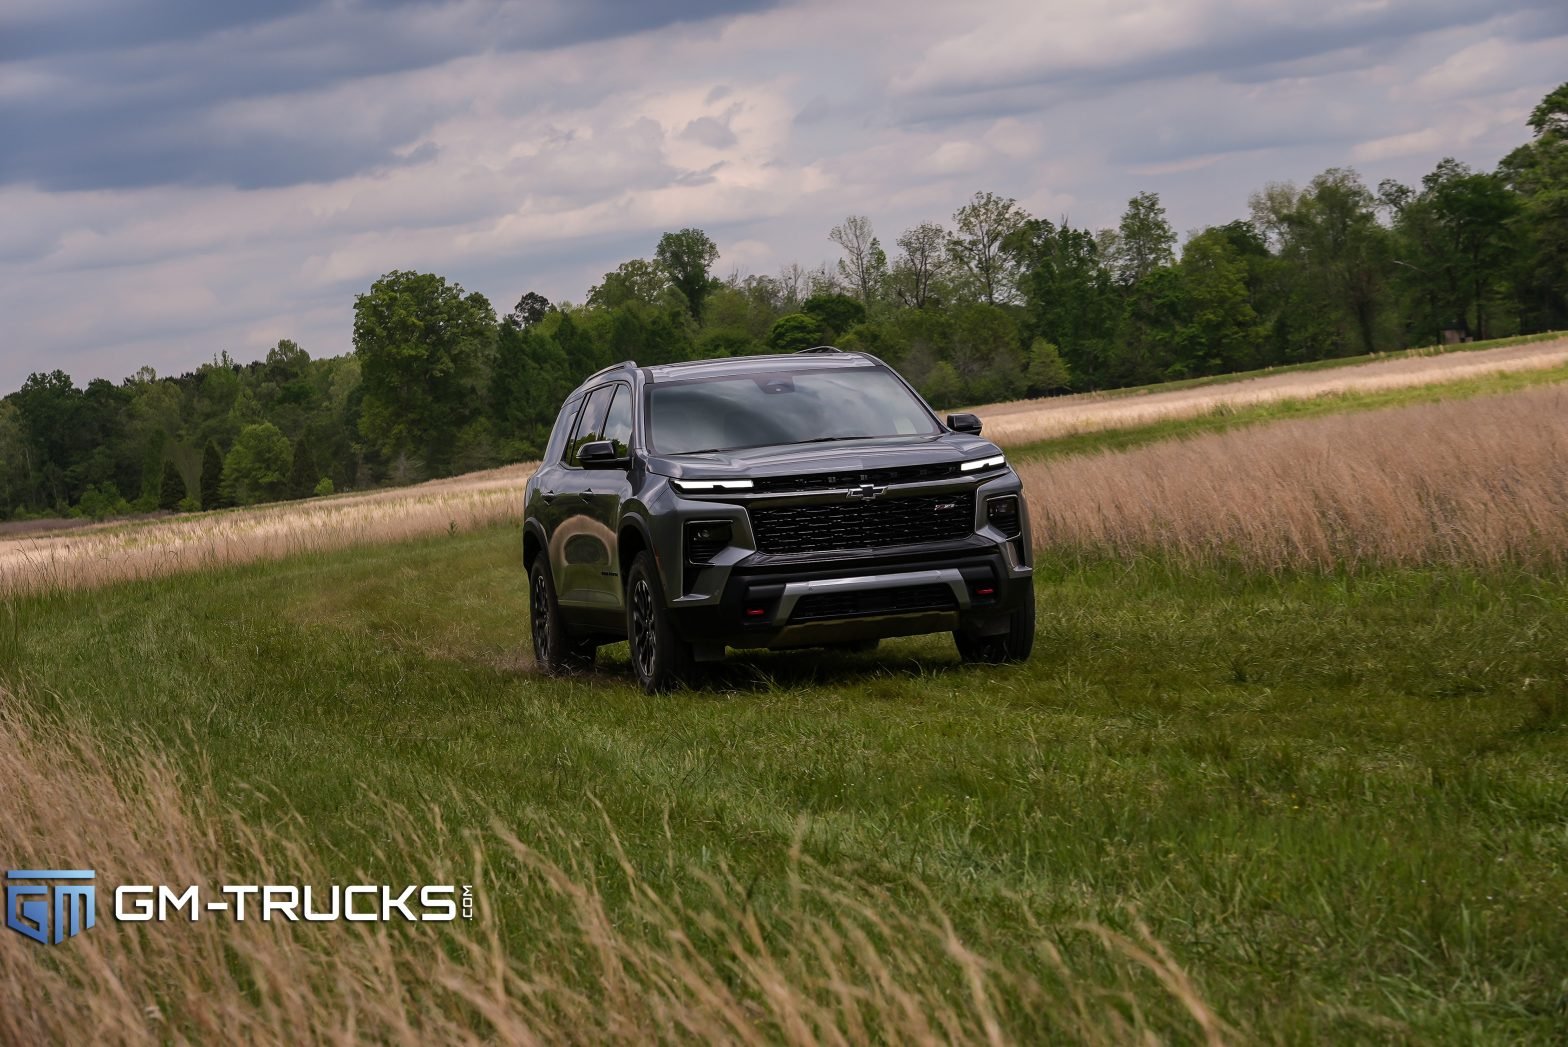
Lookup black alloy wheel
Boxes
[625,552,696,692]
[529,558,595,674]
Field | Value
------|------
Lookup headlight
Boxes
[960,454,1006,473]
[673,478,754,493]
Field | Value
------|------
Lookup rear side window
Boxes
[543,396,582,465]
[601,384,633,456]
[566,385,616,466]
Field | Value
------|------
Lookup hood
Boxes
[645,433,1001,480]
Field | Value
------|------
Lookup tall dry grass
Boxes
[0,693,1230,1046]
[0,463,533,595]
[1018,383,1568,570]
[971,336,1568,445]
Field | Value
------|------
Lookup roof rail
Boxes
[794,345,844,354]
[583,359,639,382]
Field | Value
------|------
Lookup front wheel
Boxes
[954,583,1035,664]
[530,558,595,674]
[626,553,697,693]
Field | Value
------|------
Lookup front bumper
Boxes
[664,541,1032,653]
[644,468,1033,653]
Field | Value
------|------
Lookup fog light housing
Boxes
[986,495,1021,539]
[685,520,732,564]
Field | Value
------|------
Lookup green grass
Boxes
[1008,357,1568,462]
[1046,329,1565,403]
[5,531,1568,1041]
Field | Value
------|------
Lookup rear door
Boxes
[552,384,617,607]
[532,393,583,569]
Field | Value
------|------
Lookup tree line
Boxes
[3,83,1564,521]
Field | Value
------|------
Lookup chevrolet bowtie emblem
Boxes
[847,483,886,500]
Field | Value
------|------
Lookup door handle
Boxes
[540,490,556,504]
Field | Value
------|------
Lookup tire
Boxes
[626,552,696,693]
[529,558,595,674]
[954,582,1035,664]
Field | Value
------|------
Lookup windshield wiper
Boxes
[797,435,875,444]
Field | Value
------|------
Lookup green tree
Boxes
[200,441,225,510]
[829,215,887,305]
[1013,219,1123,387]
[1025,339,1072,394]
[0,401,31,515]
[1499,81,1568,331]
[508,291,553,328]
[949,191,1029,304]
[221,422,293,506]
[802,294,866,341]
[585,259,669,309]
[889,221,949,309]
[157,460,185,511]
[1173,227,1267,375]
[655,229,720,321]
[767,313,824,354]
[1276,169,1391,356]
[1110,191,1177,286]
[947,303,1024,403]
[1385,159,1520,341]
[353,270,496,477]
[920,360,962,407]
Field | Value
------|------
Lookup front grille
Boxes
[793,583,956,621]
[751,492,975,554]
[750,462,960,493]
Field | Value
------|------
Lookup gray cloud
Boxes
[0,0,778,191]
[1,0,1563,389]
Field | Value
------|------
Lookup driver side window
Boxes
[565,385,616,467]
[601,384,633,457]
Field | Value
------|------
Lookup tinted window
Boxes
[647,367,939,454]
[567,385,616,466]
[601,384,633,456]
[544,396,583,464]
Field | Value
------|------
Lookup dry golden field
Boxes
[1017,383,1568,570]
[4,342,1567,594]
[969,336,1568,445]
[0,463,533,595]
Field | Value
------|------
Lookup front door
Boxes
[577,382,634,610]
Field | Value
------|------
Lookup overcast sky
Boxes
[3,0,1564,390]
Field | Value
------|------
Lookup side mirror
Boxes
[947,413,983,435]
[578,440,630,469]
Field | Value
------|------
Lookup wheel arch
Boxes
[617,514,654,588]
[522,519,548,571]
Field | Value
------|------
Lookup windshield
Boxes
[647,366,941,455]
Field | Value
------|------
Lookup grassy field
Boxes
[3,348,1567,1042]
[3,527,1567,1042]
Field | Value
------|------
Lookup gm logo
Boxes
[6,869,95,945]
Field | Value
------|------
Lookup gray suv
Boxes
[522,348,1034,691]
